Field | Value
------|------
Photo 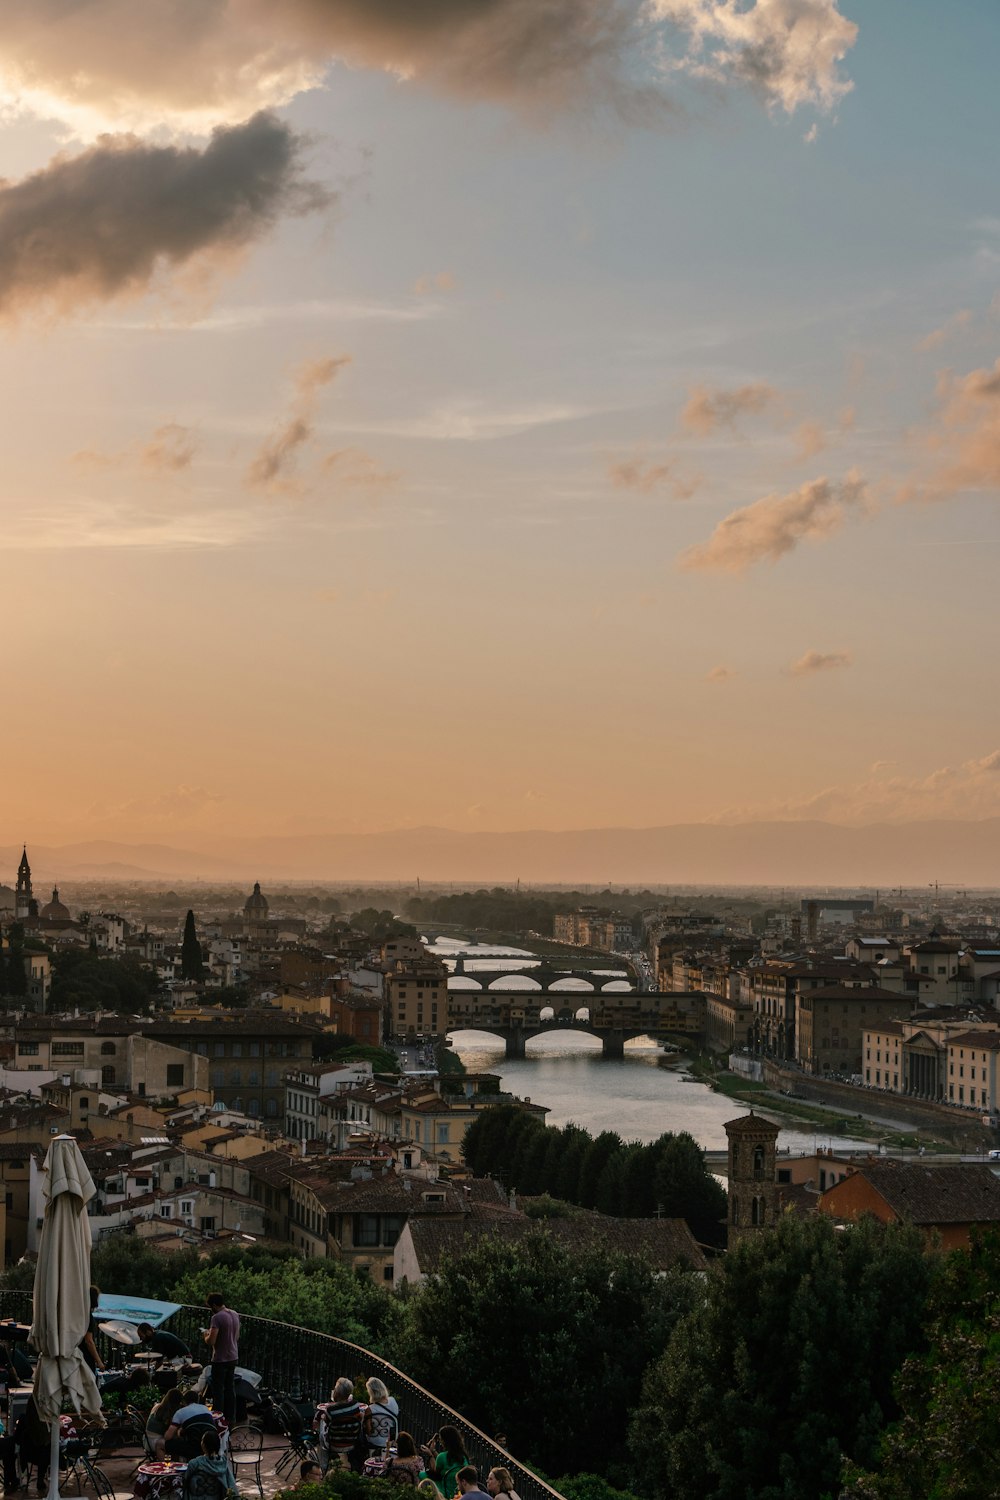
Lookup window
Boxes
[100,1041,117,1056]
[231,1042,242,1059]
[213,1042,225,1058]
[249,1042,261,1057]
[180,1200,194,1215]
[160,1205,173,1218]
[211,1068,225,1088]
[200,1217,216,1233]
[166,1064,184,1087]
[52,1043,84,1057]
[265,1098,278,1117]
[355,1215,380,1247]
[18,1042,39,1056]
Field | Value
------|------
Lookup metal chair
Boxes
[229,1425,265,1499]
[273,1401,317,1478]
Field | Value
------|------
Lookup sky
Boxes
[0,0,998,852]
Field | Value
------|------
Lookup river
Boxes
[427,936,874,1154]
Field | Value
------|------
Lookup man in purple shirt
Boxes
[203,1292,240,1430]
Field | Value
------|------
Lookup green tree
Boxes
[651,1132,728,1247]
[577,1131,623,1209]
[845,1230,1000,1500]
[181,909,204,982]
[169,1256,403,1354]
[631,1213,933,1500]
[396,1230,696,1480]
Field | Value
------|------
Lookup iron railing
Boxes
[0,1292,565,1500]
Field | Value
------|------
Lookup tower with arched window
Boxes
[724,1110,780,1248]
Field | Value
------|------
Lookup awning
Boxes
[95,1295,181,1328]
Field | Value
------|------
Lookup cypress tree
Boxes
[180,910,204,982]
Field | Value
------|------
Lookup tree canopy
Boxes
[630,1212,933,1500]
[462,1104,727,1244]
[394,1229,696,1481]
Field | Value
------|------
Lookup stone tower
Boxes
[724,1110,780,1248]
[14,846,33,922]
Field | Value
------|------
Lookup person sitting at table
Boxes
[137,1324,191,1361]
[181,1429,235,1500]
[390,1433,424,1487]
[455,1469,490,1500]
[316,1377,369,1471]
[147,1389,185,1459]
[364,1377,399,1454]
[486,1467,522,1500]
[3,1395,51,1495]
[296,1460,323,1488]
[164,1399,217,1460]
[0,1341,33,1389]
[419,1427,469,1500]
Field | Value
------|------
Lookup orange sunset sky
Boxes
[0,1,998,859]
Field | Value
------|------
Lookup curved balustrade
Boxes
[0,1290,566,1500]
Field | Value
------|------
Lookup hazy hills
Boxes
[1,819,999,888]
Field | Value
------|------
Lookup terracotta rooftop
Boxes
[827,1162,1000,1225]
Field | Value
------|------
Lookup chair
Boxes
[367,1406,398,1452]
[229,1425,264,1499]
[273,1400,317,1478]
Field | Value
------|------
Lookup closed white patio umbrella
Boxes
[31,1136,103,1500]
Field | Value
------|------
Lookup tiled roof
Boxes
[405,1208,707,1275]
[724,1112,779,1136]
[833,1162,1000,1224]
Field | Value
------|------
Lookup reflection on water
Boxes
[450,1029,875,1154]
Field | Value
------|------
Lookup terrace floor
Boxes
[46,1430,301,1500]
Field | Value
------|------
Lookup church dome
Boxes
[40,886,71,922]
[244,881,269,919]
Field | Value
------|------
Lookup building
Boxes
[394,1201,706,1287]
[5,1019,207,1095]
[14,848,33,922]
[818,1162,1000,1250]
[284,1060,374,1142]
[144,1012,318,1121]
[795,983,910,1076]
[385,960,448,1040]
[724,1111,779,1247]
[861,1012,1000,1104]
[704,988,755,1055]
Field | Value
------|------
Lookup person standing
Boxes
[203,1292,239,1431]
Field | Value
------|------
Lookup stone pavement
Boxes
[74,1430,297,1500]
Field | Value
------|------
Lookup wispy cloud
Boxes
[0,498,265,552]
[706,664,736,683]
[681,381,782,435]
[903,357,1000,501]
[71,422,198,475]
[246,353,352,492]
[915,308,972,353]
[713,749,1000,824]
[140,423,198,472]
[679,470,871,573]
[787,647,852,677]
[608,455,699,497]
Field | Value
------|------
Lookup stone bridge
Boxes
[448,957,633,994]
[445,993,685,1059]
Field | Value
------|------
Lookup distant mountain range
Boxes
[1,819,999,888]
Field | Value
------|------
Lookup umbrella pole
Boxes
[46,1417,61,1500]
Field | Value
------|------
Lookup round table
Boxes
[134,1461,187,1500]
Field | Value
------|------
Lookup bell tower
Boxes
[14,846,33,922]
[724,1110,780,1248]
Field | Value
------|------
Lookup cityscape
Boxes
[1,2,998,1499]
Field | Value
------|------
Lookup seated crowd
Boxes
[312,1377,521,1499]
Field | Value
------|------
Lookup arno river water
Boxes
[428,937,874,1154]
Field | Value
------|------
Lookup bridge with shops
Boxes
[445,987,703,1058]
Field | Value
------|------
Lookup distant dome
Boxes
[40,886,71,922]
[244,881,269,919]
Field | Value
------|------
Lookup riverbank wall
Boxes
[757,1059,999,1149]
